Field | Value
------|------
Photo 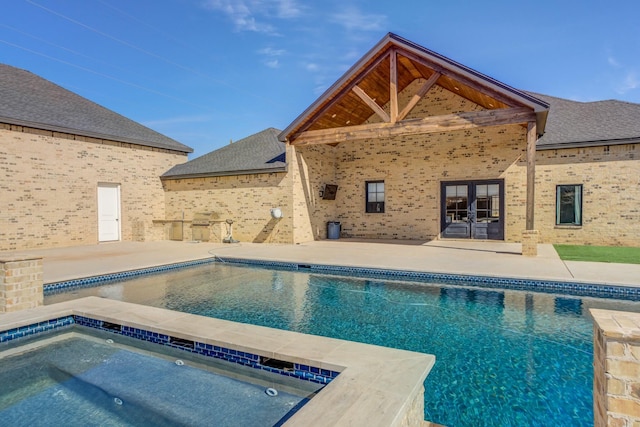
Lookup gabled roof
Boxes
[280,33,549,144]
[531,92,640,149]
[0,64,192,153]
[162,128,286,179]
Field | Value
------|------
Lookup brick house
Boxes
[4,33,639,253]
[160,33,640,250]
[0,64,192,251]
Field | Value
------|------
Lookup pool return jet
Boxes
[223,219,239,243]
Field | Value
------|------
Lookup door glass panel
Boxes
[445,185,468,223]
[475,183,500,223]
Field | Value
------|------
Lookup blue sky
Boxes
[2,0,639,157]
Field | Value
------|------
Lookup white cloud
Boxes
[258,47,286,57]
[258,46,285,68]
[275,0,302,18]
[603,49,638,96]
[608,56,620,68]
[202,0,303,33]
[305,62,318,71]
[330,6,386,32]
[313,84,328,95]
[617,71,639,93]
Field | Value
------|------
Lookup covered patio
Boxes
[281,33,548,255]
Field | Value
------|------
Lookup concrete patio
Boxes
[4,239,639,287]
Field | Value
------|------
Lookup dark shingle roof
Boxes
[162,127,285,178]
[532,92,640,149]
[0,64,192,153]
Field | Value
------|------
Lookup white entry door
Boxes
[98,184,121,242]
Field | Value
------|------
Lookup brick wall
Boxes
[290,144,338,241]
[329,125,527,240]
[536,144,640,246]
[162,164,294,244]
[0,124,187,251]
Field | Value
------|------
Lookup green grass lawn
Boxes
[553,244,640,264]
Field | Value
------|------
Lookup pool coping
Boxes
[44,256,640,301]
[0,297,435,427]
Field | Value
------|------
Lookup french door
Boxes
[441,180,504,240]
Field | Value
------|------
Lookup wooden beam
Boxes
[292,48,393,137]
[397,72,441,121]
[352,85,390,123]
[525,121,537,230]
[400,50,523,109]
[291,107,536,145]
[389,50,398,124]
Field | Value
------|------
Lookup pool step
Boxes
[422,421,446,427]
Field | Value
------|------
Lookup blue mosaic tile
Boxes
[0,316,75,343]
[217,257,640,301]
[1,315,339,385]
[44,258,217,295]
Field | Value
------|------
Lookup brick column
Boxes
[591,309,640,427]
[521,230,539,257]
[0,256,43,313]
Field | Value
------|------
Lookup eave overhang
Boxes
[160,165,288,180]
[537,137,640,151]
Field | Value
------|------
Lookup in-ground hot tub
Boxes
[1,327,318,426]
[0,297,435,427]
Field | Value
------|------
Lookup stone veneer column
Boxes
[0,256,43,313]
[591,309,640,427]
[521,230,539,257]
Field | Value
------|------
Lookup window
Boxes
[445,185,468,223]
[366,181,385,213]
[556,185,582,225]
[475,184,500,223]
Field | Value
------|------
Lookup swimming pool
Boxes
[0,327,316,426]
[46,262,640,426]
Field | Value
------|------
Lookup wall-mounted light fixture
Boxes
[270,207,283,219]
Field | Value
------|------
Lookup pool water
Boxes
[0,329,311,426]
[46,263,640,426]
